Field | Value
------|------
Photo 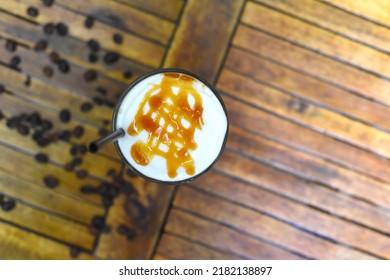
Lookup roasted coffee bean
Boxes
[43,66,54,78]
[17,124,29,136]
[106,168,115,177]
[64,162,74,171]
[84,69,97,82]
[34,40,48,51]
[88,53,98,63]
[113,33,123,45]
[79,144,87,155]
[117,225,136,240]
[59,109,71,123]
[80,102,93,112]
[28,112,42,126]
[43,175,59,188]
[70,145,78,156]
[101,225,111,233]
[98,182,110,195]
[96,86,107,96]
[87,39,99,52]
[121,182,134,195]
[92,216,105,230]
[36,137,50,147]
[71,157,82,166]
[123,71,132,79]
[49,51,60,63]
[43,23,56,35]
[103,100,115,108]
[32,130,43,141]
[85,16,94,28]
[98,128,109,137]
[5,40,17,52]
[56,22,68,36]
[1,200,16,212]
[27,7,39,17]
[102,196,112,208]
[24,75,31,87]
[117,224,127,235]
[70,246,81,258]
[59,130,71,141]
[73,125,84,138]
[92,96,104,105]
[42,0,54,7]
[80,185,98,194]
[0,84,5,94]
[103,52,119,64]
[58,59,70,73]
[76,169,88,179]
[35,153,49,163]
[41,119,53,130]
[10,56,21,68]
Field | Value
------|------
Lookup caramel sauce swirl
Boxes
[127,73,204,178]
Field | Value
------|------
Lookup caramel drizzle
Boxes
[127,73,204,178]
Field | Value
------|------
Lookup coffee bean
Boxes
[117,224,127,235]
[42,0,54,7]
[103,52,119,64]
[84,16,94,28]
[49,51,60,63]
[59,130,71,141]
[24,75,31,87]
[28,112,42,126]
[117,225,136,240]
[123,71,132,79]
[102,196,112,208]
[88,53,98,63]
[98,127,109,137]
[113,33,123,45]
[98,183,109,195]
[10,56,21,68]
[92,216,105,230]
[41,119,53,130]
[34,40,48,52]
[17,124,29,136]
[87,39,99,52]
[80,185,98,194]
[58,59,70,73]
[32,130,43,140]
[73,125,84,138]
[84,69,97,82]
[101,225,111,233]
[43,66,54,78]
[36,137,51,147]
[106,168,115,177]
[59,109,71,123]
[43,175,59,188]
[80,102,93,112]
[2,200,16,212]
[121,182,134,195]
[35,153,49,164]
[76,169,88,179]
[92,96,104,105]
[5,40,17,52]
[70,246,81,258]
[0,84,5,94]
[27,7,39,17]
[70,145,78,156]
[103,100,115,108]
[64,162,74,171]
[56,22,68,36]
[43,23,56,35]
[96,86,107,96]
[79,144,87,155]
[71,157,82,166]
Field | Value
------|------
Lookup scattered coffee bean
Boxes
[35,153,49,164]
[10,56,21,68]
[92,216,105,230]
[80,102,93,112]
[1,199,16,212]
[64,162,74,171]
[42,0,54,7]
[84,16,95,28]
[56,22,68,36]
[41,119,53,130]
[73,125,84,138]
[43,23,56,35]
[121,182,134,195]
[79,144,87,155]
[103,52,119,64]
[59,130,71,141]
[36,137,51,147]
[43,66,54,78]
[76,169,88,179]
[49,51,60,63]
[113,33,123,45]
[92,96,104,105]
[123,71,132,79]
[80,185,99,194]
[71,157,82,166]
[27,7,39,17]
[87,39,99,52]
[98,183,109,195]
[88,53,98,63]
[5,40,17,52]
[24,75,31,87]
[28,112,42,126]
[106,169,115,177]
[70,246,81,258]
[43,175,59,188]
[98,127,109,137]
[102,196,112,208]
[117,225,136,240]
[7,117,19,129]
[58,59,70,73]
[0,84,5,94]
[17,124,29,136]
[34,40,48,52]
[103,100,115,108]
[32,130,43,140]
[101,224,111,233]
[96,86,107,96]
[70,145,78,156]
[59,109,71,123]
[84,69,97,82]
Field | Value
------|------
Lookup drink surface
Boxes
[115,71,227,182]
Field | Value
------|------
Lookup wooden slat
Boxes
[116,0,184,22]
[242,2,390,78]
[0,169,104,224]
[322,0,390,28]
[0,221,94,260]
[222,95,390,184]
[218,69,390,159]
[0,200,95,250]
[233,25,390,106]
[191,170,390,258]
[256,0,390,53]
[55,0,175,45]
[2,0,164,67]
[153,254,172,260]
[173,186,375,260]
[163,0,245,83]
[0,11,152,83]
[225,47,390,132]
[165,208,305,260]
[157,233,240,260]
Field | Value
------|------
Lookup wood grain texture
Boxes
[164,0,245,83]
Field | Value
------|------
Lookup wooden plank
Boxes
[225,47,390,132]
[218,69,390,159]
[321,0,390,28]
[163,0,245,83]
[255,0,390,53]
[0,11,152,83]
[156,233,240,260]
[0,169,104,224]
[191,170,390,258]
[95,180,175,259]
[173,186,375,259]
[55,0,175,45]
[233,25,390,106]
[165,208,305,260]
[2,0,164,67]
[116,0,184,22]
[0,221,94,260]
[225,126,390,232]
[242,2,390,78]
[153,254,172,260]
[0,200,95,250]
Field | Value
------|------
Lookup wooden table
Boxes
[0,0,389,260]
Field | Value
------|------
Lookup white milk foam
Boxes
[116,72,228,182]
